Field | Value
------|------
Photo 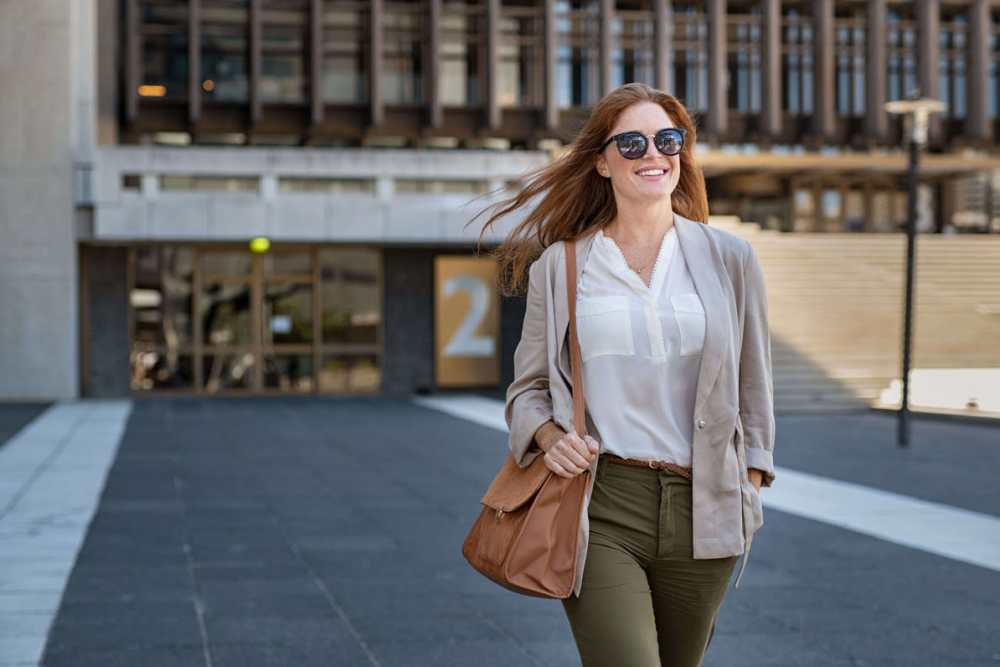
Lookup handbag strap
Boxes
[565,239,588,437]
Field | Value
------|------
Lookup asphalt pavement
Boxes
[0,396,997,666]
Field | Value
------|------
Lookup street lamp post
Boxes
[884,95,946,447]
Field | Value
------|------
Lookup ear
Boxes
[594,155,609,179]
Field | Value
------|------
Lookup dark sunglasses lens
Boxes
[655,129,684,155]
[616,133,648,159]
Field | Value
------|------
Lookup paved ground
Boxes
[0,403,49,451]
[0,397,997,666]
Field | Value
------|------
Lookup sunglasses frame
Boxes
[599,127,688,159]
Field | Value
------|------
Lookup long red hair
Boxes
[472,83,709,296]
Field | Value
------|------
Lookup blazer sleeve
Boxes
[739,241,777,487]
[504,256,554,468]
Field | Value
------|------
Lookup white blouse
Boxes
[576,224,706,467]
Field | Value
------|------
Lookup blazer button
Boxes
[696,419,706,429]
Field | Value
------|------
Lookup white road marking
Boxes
[415,394,1000,574]
[0,401,132,666]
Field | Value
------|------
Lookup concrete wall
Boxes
[89,146,546,243]
[80,246,129,398]
[381,247,526,398]
[0,1,82,399]
[382,249,436,397]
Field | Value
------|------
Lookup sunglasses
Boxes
[599,127,687,159]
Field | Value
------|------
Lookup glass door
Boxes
[196,249,256,393]
[132,243,382,395]
[261,249,315,393]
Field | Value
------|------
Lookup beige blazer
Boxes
[504,212,776,596]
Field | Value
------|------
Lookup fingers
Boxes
[545,431,601,478]
[543,455,574,478]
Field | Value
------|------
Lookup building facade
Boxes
[2,0,1000,400]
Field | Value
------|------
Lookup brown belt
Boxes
[602,453,693,480]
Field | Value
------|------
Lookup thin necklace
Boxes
[604,230,661,277]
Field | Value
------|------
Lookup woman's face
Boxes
[594,101,683,203]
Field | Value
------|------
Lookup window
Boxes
[556,0,600,108]
[322,0,369,103]
[886,7,917,102]
[783,6,814,115]
[130,246,195,390]
[613,0,656,89]
[939,12,967,120]
[202,0,250,103]
[990,13,1000,118]
[441,0,486,105]
[160,175,260,192]
[499,1,545,107]
[278,177,376,193]
[395,179,488,194]
[383,0,426,104]
[728,7,762,113]
[673,4,708,112]
[129,245,383,394]
[261,0,309,104]
[140,0,189,100]
[834,8,865,117]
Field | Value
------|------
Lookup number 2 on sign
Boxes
[442,275,495,357]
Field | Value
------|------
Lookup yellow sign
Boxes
[249,237,271,253]
[434,256,500,387]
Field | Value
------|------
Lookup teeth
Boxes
[637,169,665,176]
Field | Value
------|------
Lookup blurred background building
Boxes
[1,0,998,411]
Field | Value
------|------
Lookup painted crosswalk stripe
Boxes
[414,393,1000,574]
[0,401,132,666]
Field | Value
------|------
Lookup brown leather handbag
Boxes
[461,239,591,599]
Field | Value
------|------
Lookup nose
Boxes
[641,136,657,159]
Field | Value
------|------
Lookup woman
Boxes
[477,83,775,666]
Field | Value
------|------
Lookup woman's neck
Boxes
[604,199,675,245]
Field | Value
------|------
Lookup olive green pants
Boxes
[561,454,739,667]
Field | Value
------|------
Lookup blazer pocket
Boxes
[576,295,634,362]
[670,292,706,357]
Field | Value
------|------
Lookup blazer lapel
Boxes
[675,214,728,415]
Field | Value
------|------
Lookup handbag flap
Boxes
[480,453,551,512]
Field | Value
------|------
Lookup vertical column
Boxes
[125,0,140,124]
[653,0,673,92]
[311,0,324,126]
[544,0,558,129]
[812,0,835,142]
[250,0,263,127]
[97,0,120,144]
[311,247,322,395]
[599,0,614,96]
[189,0,202,125]
[251,254,264,391]
[866,0,887,143]
[917,0,941,141]
[486,0,501,128]
[707,0,727,139]
[427,0,442,127]
[967,0,989,143]
[762,0,781,139]
[370,0,384,127]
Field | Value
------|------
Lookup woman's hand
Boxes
[539,426,600,478]
[748,468,764,492]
